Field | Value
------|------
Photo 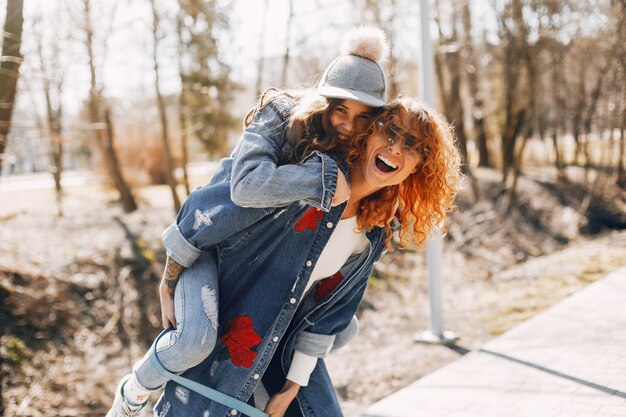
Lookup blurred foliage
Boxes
[178,0,241,157]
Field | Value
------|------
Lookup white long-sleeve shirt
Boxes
[286,216,368,386]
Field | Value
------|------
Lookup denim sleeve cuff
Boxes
[161,223,201,267]
[293,331,336,358]
[302,151,337,212]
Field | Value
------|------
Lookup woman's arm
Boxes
[230,99,346,212]
[264,379,301,417]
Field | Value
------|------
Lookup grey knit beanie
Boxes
[317,26,389,107]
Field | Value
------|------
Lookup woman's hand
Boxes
[264,380,301,417]
[331,170,351,207]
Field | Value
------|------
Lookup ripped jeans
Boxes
[133,252,219,390]
[132,251,359,392]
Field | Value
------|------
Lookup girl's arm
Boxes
[158,256,184,329]
[230,98,345,212]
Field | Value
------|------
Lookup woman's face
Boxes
[357,118,423,192]
[329,99,373,141]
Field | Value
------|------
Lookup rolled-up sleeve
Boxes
[161,223,202,267]
[293,331,337,358]
[230,100,339,212]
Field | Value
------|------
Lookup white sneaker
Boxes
[106,374,148,417]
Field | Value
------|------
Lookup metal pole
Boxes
[415,0,458,344]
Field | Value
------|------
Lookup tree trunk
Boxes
[44,84,64,216]
[571,68,586,165]
[176,11,191,196]
[462,0,490,168]
[0,0,24,176]
[499,0,526,184]
[280,0,293,87]
[502,125,531,214]
[550,54,564,178]
[582,62,610,168]
[255,0,269,96]
[365,0,398,98]
[103,108,138,212]
[36,16,65,216]
[151,0,181,212]
[617,87,626,188]
[84,0,137,212]
[385,3,399,98]
[444,7,468,172]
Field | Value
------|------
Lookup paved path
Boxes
[361,267,626,417]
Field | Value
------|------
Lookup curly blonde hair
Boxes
[343,96,462,250]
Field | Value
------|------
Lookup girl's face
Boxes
[329,99,373,141]
[356,118,423,192]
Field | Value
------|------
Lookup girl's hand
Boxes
[264,380,301,417]
[331,170,351,207]
[159,256,185,329]
[159,280,176,329]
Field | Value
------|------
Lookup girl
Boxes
[106,26,389,417]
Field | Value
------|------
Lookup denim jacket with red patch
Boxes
[155,97,388,417]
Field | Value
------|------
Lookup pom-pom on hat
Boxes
[317,26,389,107]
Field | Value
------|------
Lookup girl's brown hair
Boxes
[343,96,462,250]
[244,88,375,162]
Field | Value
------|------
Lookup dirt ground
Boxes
[1,166,625,416]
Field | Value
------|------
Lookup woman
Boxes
[154,96,461,417]
[106,26,389,417]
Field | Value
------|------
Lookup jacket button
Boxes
[290,297,297,304]
[273,336,279,342]
[253,373,260,380]
[306,260,312,267]
[230,410,237,416]
[326,222,333,228]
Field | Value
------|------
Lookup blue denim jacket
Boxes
[154,97,388,417]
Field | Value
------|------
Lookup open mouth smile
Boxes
[375,154,398,173]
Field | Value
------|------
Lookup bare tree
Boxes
[550,50,566,178]
[434,0,468,169]
[461,0,491,168]
[618,92,626,187]
[176,10,191,195]
[497,0,528,186]
[0,0,24,176]
[280,0,294,87]
[362,0,400,97]
[150,0,181,212]
[32,14,65,215]
[82,0,137,212]
[255,0,269,96]
[612,0,625,187]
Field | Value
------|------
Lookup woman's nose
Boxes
[387,137,403,154]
